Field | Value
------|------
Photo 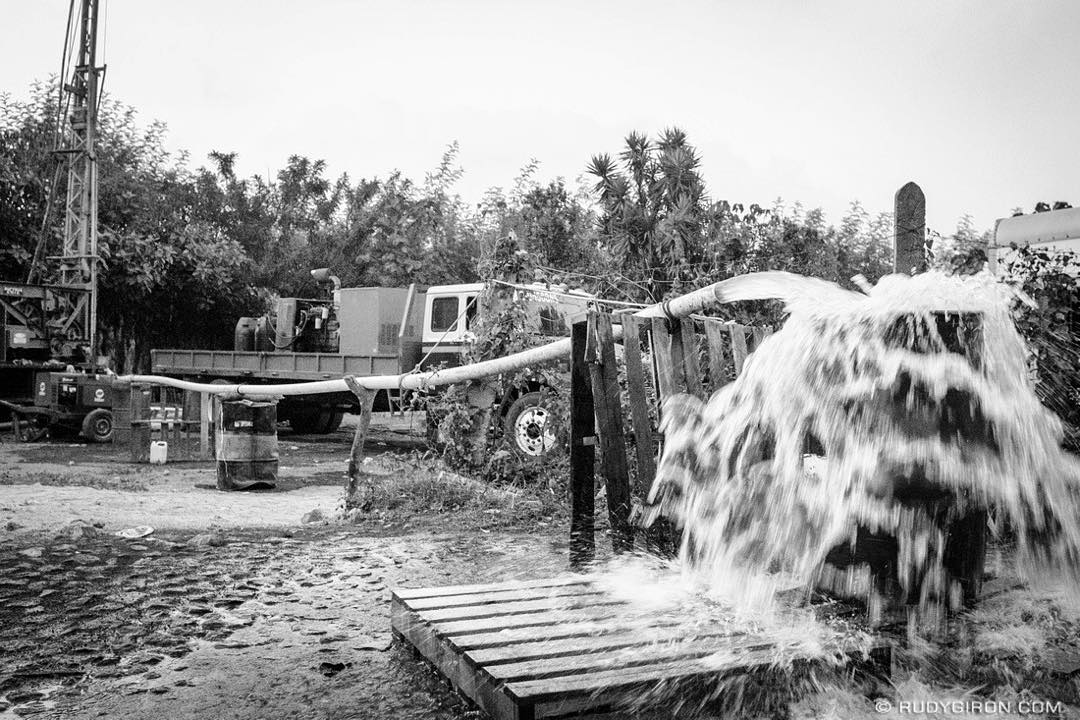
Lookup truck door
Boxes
[420,291,479,370]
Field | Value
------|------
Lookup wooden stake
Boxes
[344,375,376,510]
[587,312,633,554]
[569,321,595,567]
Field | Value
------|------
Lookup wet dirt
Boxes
[0,414,577,719]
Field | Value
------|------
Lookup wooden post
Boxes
[703,320,729,393]
[199,392,211,460]
[587,312,633,554]
[729,324,749,376]
[130,383,152,463]
[678,320,705,399]
[894,181,927,275]
[343,376,376,511]
[569,320,595,567]
[620,315,657,496]
[650,318,679,404]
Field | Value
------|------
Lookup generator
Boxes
[0,371,118,443]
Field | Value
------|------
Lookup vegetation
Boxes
[1002,245,1080,450]
[4,80,1076,448]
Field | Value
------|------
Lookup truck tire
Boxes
[290,406,343,435]
[503,392,558,458]
[81,408,114,443]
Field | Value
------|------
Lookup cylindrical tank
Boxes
[215,399,278,490]
[234,317,258,352]
[254,315,275,352]
[819,311,988,621]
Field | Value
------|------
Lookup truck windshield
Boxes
[430,296,460,332]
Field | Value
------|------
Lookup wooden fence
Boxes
[113,382,212,462]
[569,310,770,564]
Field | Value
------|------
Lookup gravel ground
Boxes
[0,415,575,720]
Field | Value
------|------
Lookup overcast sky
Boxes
[3,0,1078,234]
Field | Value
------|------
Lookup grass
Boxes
[346,452,565,529]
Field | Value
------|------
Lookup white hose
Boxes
[118,276,753,397]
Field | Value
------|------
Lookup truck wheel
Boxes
[504,392,558,458]
[81,409,114,443]
[290,406,341,435]
[324,411,344,433]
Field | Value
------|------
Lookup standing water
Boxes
[641,270,1080,630]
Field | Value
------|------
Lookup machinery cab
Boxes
[420,283,483,370]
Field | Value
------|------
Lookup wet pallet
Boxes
[391,577,890,720]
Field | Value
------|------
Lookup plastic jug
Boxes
[149,441,168,465]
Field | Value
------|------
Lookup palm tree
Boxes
[588,128,707,300]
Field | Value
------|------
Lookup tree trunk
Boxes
[343,376,376,511]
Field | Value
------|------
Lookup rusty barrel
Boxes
[215,399,278,490]
[819,312,989,621]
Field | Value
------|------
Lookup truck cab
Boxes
[419,283,483,369]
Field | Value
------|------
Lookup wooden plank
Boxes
[433,605,623,637]
[730,324,749,376]
[666,318,689,393]
[703,320,729,394]
[403,583,601,611]
[488,635,778,684]
[419,595,623,624]
[506,645,805,705]
[444,613,682,651]
[199,392,211,459]
[587,312,632,553]
[650,318,677,407]
[466,624,743,666]
[678,319,705,399]
[524,642,891,718]
[568,320,595,567]
[406,587,609,613]
[393,576,593,601]
[619,314,656,496]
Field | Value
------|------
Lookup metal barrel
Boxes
[819,311,989,620]
[215,399,278,490]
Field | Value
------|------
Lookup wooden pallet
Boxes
[391,576,889,720]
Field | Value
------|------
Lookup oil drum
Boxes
[818,311,989,621]
[215,399,278,490]
[234,317,258,352]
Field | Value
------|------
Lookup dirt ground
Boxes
[4,415,1080,720]
[0,414,575,720]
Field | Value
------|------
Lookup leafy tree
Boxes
[589,128,708,301]
[1002,245,1080,451]
[1,81,260,371]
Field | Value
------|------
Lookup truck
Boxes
[149,270,591,455]
[988,205,1080,274]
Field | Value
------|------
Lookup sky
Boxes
[2,0,1078,235]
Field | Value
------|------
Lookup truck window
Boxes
[465,295,478,330]
[430,296,460,333]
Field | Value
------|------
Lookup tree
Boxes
[1002,245,1080,451]
[589,128,709,301]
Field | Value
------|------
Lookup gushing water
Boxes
[643,270,1080,628]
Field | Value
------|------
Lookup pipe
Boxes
[119,276,752,397]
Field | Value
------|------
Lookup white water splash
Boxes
[644,270,1080,626]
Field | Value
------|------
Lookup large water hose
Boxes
[118,278,747,397]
